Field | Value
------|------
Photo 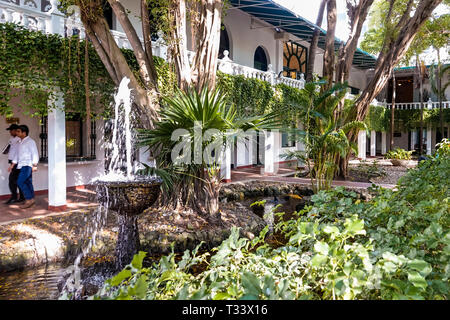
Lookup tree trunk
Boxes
[419,61,424,155]
[390,73,396,151]
[306,0,327,83]
[338,0,442,176]
[85,38,91,157]
[78,0,159,129]
[168,0,193,91]
[192,0,224,91]
[169,0,224,92]
[323,0,336,91]
[335,0,374,85]
[437,48,443,140]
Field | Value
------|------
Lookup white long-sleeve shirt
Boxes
[13,136,39,169]
[8,136,21,161]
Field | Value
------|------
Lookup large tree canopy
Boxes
[316,0,444,176]
[361,0,450,65]
[60,0,225,129]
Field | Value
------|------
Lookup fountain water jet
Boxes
[95,77,161,270]
[60,77,161,298]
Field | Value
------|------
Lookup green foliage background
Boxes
[89,151,449,300]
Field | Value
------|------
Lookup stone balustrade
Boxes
[218,50,305,90]
[383,99,450,110]
[0,0,49,32]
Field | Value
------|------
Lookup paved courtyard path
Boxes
[0,163,397,225]
[0,188,98,225]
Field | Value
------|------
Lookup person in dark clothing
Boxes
[4,124,24,204]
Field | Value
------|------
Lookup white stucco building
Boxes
[0,0,448,209]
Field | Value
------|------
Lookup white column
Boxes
[44,3,66,209]
[236,139,246,167]
[220,143,231,182]
[358,130,367,160]
[381,132,387,155]
[47,92,66,208]
[410,129,416,151]
[427,125,432,155]
[264,130,276,175]
[370,130,376,157]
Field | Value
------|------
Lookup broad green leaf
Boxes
[408,271,428,290]
[408,260,432,277]
[213,292,230,300]
[131,251,147,270]
[344,217,366,235]
[314,241,329,255]
[109,269,132,287]
[311,254,328,267]
[323,225,340,235]
[241,271,262,297]
[133,274,148,299]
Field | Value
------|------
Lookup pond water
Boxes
[0,263,66,300]
[0,195,307,300]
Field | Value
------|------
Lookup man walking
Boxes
[8,125,39,209]
[4,124,25,204]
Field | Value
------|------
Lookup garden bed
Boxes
[0,198,266,273]
[0,180,376,273]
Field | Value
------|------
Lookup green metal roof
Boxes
[230,0,377,69]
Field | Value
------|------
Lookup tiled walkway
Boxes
[0,188,98,225]
[0,161,396,225]
[229,165,396,189]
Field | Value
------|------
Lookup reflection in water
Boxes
[0,264,66,300]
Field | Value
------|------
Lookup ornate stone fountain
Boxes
[95,176,162,270]
[59,77,162,298]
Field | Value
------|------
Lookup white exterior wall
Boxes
[348,67,368,92]
[222,9,281,73]
[113,0,142,36]
[0,96,105,197]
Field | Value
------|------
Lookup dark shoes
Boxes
[4,197,25,204]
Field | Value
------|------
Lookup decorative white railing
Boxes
[1,1,306,91]
[383,99,450,110]
[217,50,305,90]
[0,0,50,32]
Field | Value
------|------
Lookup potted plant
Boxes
[385,148,413,166]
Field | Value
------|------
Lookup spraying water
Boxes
[61,77,136,298]
[107,77,134,179]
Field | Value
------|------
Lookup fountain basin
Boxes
[94,176,162,216]
[94,176,162,270]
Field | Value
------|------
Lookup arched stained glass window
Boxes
[283,41,307,79]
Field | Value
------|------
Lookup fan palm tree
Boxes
[138,86,279,219]
[282,81,367,192]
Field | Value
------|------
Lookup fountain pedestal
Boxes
[95,177,162,270]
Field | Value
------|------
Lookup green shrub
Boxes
[385,148,413,160]
[89,151,449,300]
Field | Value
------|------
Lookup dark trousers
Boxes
[8,163,24,200]
[17,166,34,200]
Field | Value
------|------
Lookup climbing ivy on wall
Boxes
[365,105,389,132]
[0,23,180,120]
[0,23,117,118]
[216,71,305,126]
[364,104,450,133]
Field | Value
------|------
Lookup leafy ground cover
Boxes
[90,146,449,300]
